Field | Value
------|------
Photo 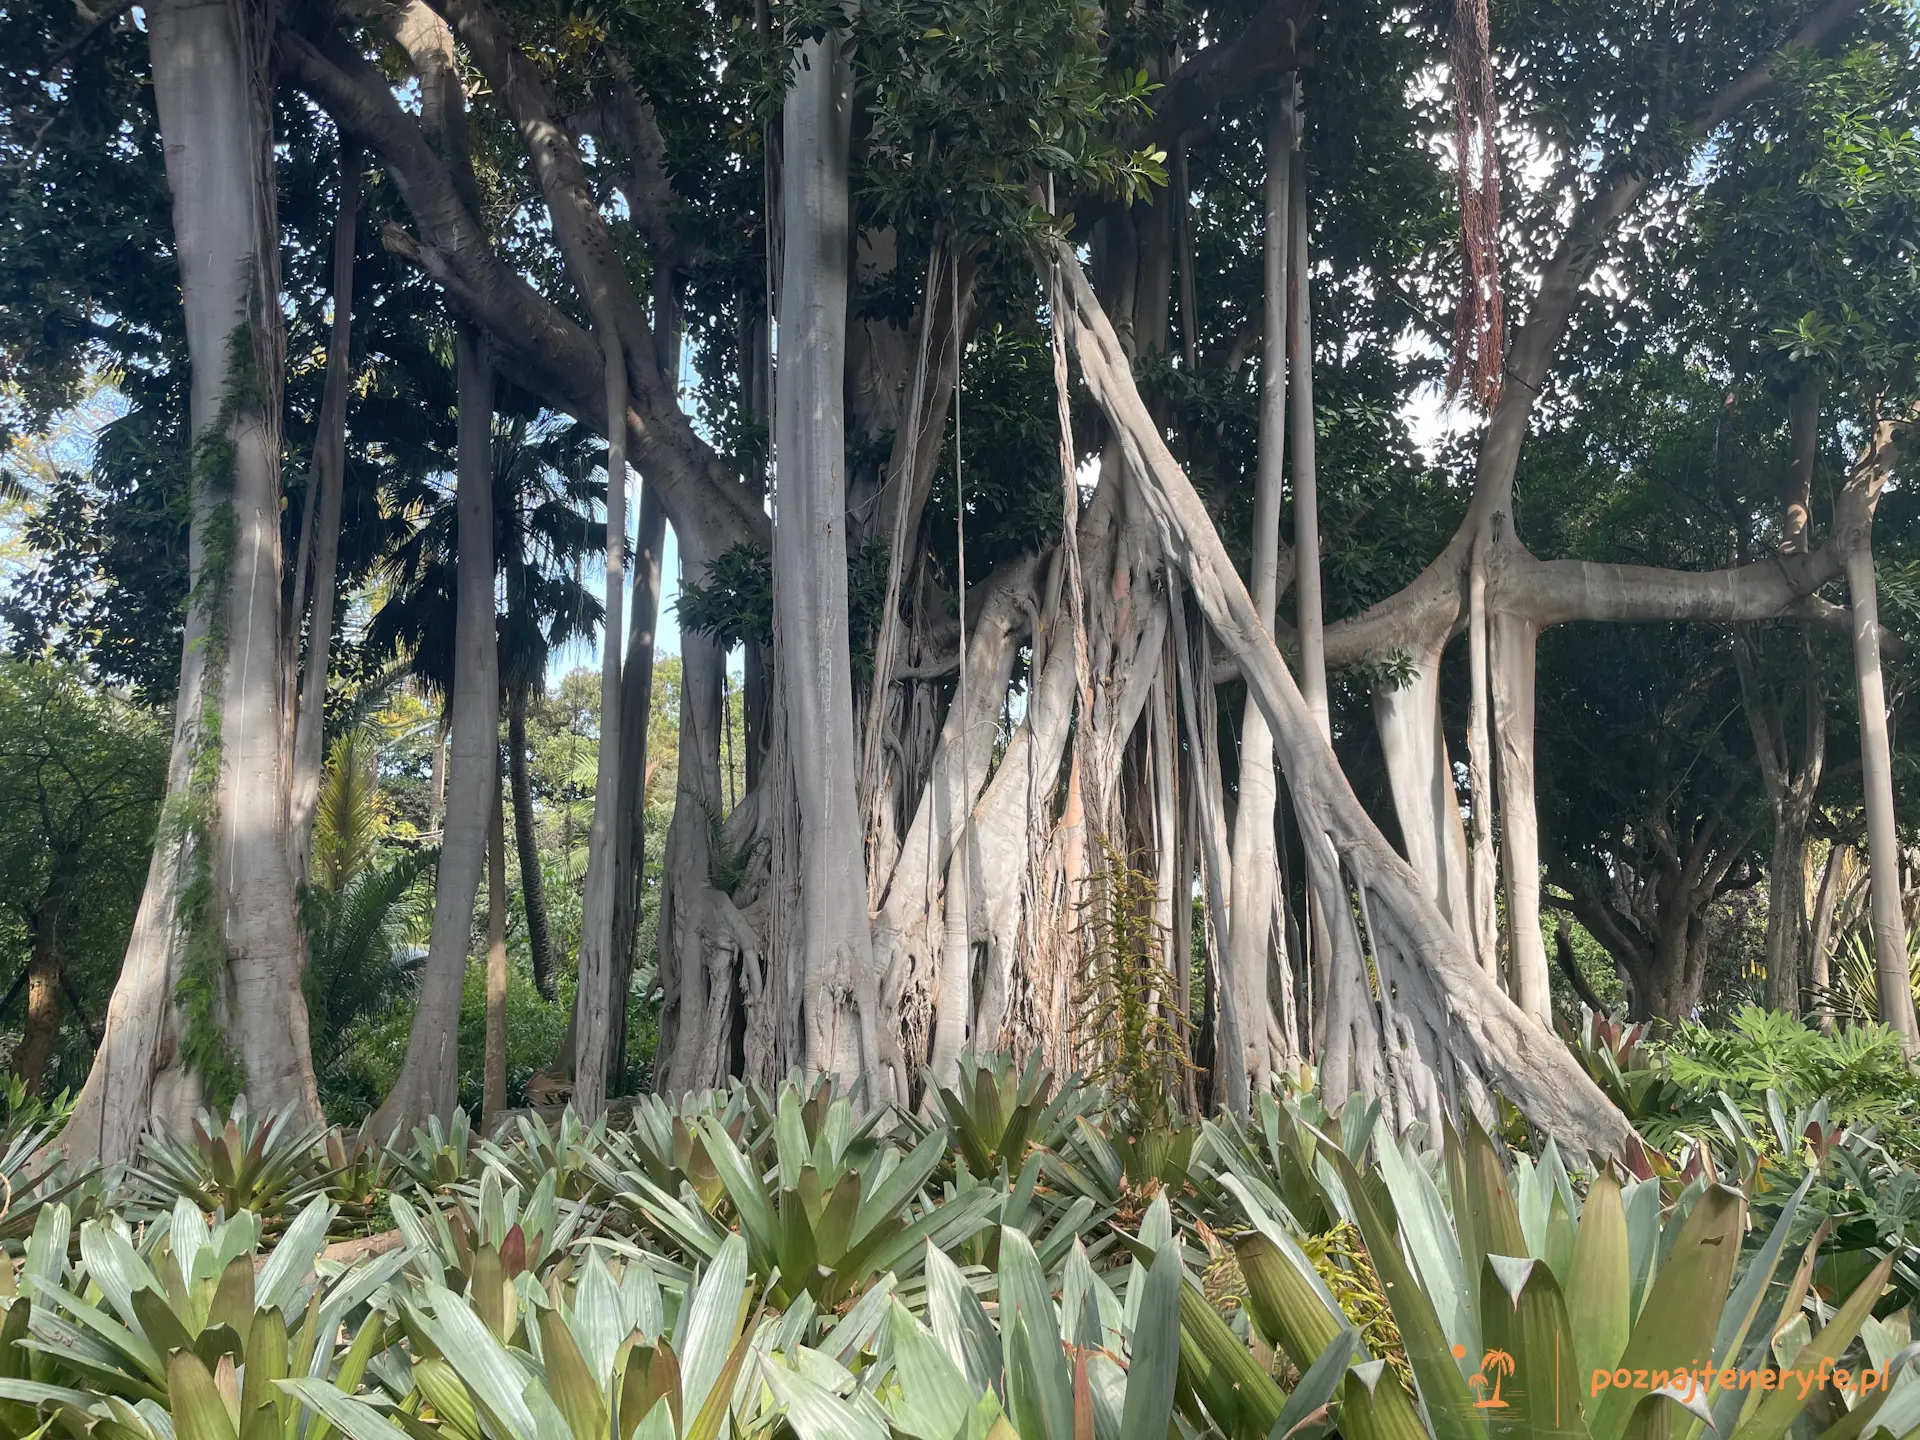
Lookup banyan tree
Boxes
[32,0,1920,1163]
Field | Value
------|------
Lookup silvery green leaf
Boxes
[677,1233,749,1423]
[259,1199,336,1314]
[821,1270,895,1365]
[170,1200,208,1287]
[571,1249,624,1379]
[924,1244,998,1397]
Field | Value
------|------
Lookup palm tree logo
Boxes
[1471,1350,1515,1409]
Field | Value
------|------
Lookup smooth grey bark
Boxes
[1465,525,1499,971]
[1733,629,1825,1016]
[288,142,362,885]
[571,333,630,1121]
[1373,647,1473,941]
[1490,607,1551,1021]
[483,774,507,1127]
[66,0,320,1166]
[1054,244,1630,1155]
[657,595,756,1096]
[1221,88,1293,1110]
[1809,841,1854,1028]
[608,485,666,1087]
[1846,532,1917,1044]
[775,32,884,1096]
[367,327,496,1141]
[1285,100,1326,737]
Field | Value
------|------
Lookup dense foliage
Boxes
[1,1065,1918,1440]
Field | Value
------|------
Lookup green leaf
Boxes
[1376,1136,1475,1361]
[924,1243,1001,1397]
[1313,1135,1479,1440]
[695,1118,779,1255]
[1337,1361,1429,1440]
[885,1300,973,1440]
[759,1355,886,1440]
[406,1286,537,1440]
[1118,1245,1180,1440]
[1588,1185,1744,1440]
[279,1382,414,1440]
[167,1351,238,1440]
[677,1233,749,1425]
[1565,1169,1629,1381]
[1232,1229,1345,1376]
[1728,1255,1894,1440]
[1267,1329,1361,1440]
[537,1305,609,1440]
[1478,1255,1588,1440]
[1176,1276,1285,1439]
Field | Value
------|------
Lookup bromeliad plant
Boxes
[285,1233,774,1440]
[599,1078,1005,1313]
[0,1196,409,1440]
[1220,1106,1918,1440]
[921,1053,1084,1180]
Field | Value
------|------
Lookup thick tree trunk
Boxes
[12,906,64,1095]
[1764,823,1812,1013]
[1845,535,1917,1044]
[1733,629,1825,1016]
[483,775,507,1127]
[1221,88,1293,1110]
[506,680,554,1000]
[65,0,319,1167]
[368,326,497,1140]
[775,33,883,1095]
[1465,525,1499,972]
[656,613,756,1096]
[1374,648,1473,943]
[288,143,362,884]
[1490,608,1551,1021]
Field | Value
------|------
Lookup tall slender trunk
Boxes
[507,679,554,1000]
[1221,89,1292,1112]
[1465,524,1499,972]
[1287,89,1325,735]
[607,486,666,1088]
[1374,648,1472,940]
[483,774,508,1128]
[368,326,497,1139]
[1809,841,1852,1030]
[1733,629,1825,1016]
[1846,534,1917,1045]
[288,142,362,883]
[775,31,882,1095]
[570,336,629,1120]
[65,0,319,1167]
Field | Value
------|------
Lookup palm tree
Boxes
[303,730,437,1084]
[359,404,604,998]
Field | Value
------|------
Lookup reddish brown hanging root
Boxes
[1449,0,1505,407]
